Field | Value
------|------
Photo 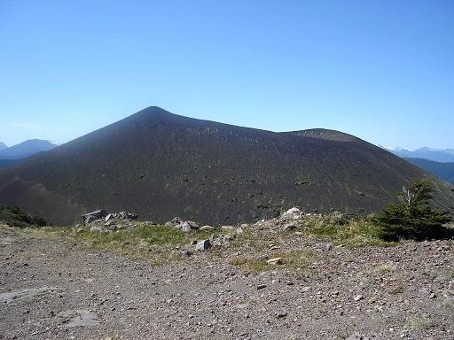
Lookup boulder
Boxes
[82,210,107,225]
[281,207,302,220]
[165,217,183,228]
[175,220,199,232]
[195,239,212,251]
[179,221,193,233]
[119,211,138,220]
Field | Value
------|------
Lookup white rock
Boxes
[267,258,283,265]
[281,207,302,220]
[195,239,212,251]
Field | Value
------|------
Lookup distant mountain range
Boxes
[0,140,58,170]
[381,147,454,185]
[388,147,454,163]
[0,106,453,226]
[0,139,57,160]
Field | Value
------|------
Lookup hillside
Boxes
[406,158,454,185]
[0,106,453,226]
[0,159,20,170]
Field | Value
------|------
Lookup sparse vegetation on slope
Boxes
[0,205,48,228]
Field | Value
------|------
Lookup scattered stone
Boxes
[276,311,288,318]
[165,217,183,228]
[90,226,108,234]
[281,207,302,220]
[301,286,312,293]
[223,234,234,242]
[266,258,283,265]
[283,222,297,231]
[82,210,107,225]
[180,250,192,257]
[195,239,212,251]
[200,225,214,231]
[179,222,193,233]
[353,294,364,301]
[82,210,138,228]
[175,220,199,232]
[118,211,138,220]
[256,254,269,262]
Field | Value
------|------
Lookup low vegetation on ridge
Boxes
[2,180,452,269]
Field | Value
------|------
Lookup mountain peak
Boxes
[123,106,186,126]
[142,106,172,115]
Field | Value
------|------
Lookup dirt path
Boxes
[1,226,453,339]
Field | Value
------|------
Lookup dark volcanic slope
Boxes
[0,107,453,225]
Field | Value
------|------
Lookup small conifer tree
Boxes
[375,178,452,241]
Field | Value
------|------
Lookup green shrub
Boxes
[0,205,49,228]
[374,178,452,241]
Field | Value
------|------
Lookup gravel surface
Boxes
[1,225,453,340]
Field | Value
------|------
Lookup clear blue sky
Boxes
[1,0,453,149]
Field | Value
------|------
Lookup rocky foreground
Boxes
[0,211,453,340]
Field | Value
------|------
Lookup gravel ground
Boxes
[0,224,453,340]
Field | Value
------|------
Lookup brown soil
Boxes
[0,225,453,339]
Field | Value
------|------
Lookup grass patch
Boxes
[70,223,221,263]
[229,249,312,272]
[229,256,271,272]
[229,228,281,252]
[299,214,394,247]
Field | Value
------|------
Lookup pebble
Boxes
[354,294,364,301]
[276,311,288,318]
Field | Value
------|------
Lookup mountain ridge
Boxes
[389,147,454,163]
[0,139,57,160]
